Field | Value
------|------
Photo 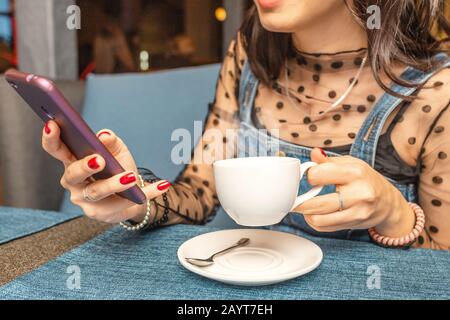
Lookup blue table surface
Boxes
[0,207,81,245]
[1,208,450,300]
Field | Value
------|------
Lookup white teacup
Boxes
[213,157,323,227]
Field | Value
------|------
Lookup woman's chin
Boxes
[259,15,299,33]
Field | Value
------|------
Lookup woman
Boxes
[42,0,450,250]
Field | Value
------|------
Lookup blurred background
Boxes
[0,0,254,78]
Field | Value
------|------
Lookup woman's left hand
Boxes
[293,148,416,237]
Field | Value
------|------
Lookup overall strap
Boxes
[350,53,450,167]
[238,61,260,124]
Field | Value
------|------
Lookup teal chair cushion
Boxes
[60,65,238,228]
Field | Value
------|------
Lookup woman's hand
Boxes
[293,148,416,237]
[42,121,171,224]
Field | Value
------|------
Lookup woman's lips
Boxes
[257,0,282,10]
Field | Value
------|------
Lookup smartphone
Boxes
[5,69,147,205]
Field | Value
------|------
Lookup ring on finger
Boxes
[336,190,344,211]
[83,184,98,202]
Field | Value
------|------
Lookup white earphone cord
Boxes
[283,55,368,118]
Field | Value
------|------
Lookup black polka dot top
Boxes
[164,33,450,251]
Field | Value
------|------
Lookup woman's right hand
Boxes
[41,121,171,224]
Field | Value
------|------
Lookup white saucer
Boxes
[177,229,323,286]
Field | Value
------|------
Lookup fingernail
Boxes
[87,157,100,170]
[120,173,136,185]
[319,148,327,157]
[97,131,111,139]
[44,122,51,135]
[157,181,171,191]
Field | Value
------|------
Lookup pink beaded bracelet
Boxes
[368,203,425,247]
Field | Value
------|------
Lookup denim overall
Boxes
[237,53,450,242]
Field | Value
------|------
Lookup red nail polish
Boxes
[157,181,171,191]
[44,122,51,135]
[319,148,327,157]
[120,173,136,185]
[97,131,111,139]
[87,157,100,170]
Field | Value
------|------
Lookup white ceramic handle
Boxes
[291,162,323,210]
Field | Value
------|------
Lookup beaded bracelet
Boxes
[136,167,220,226]
[138,168,170,229]
[368,203,425,247]
[120,175,151,231]
[120,174,170,231]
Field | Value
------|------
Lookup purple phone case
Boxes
[5,69,146,205]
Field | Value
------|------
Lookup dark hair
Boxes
[240,1,450,98]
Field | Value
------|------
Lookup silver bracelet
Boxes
[120,174,151,231]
